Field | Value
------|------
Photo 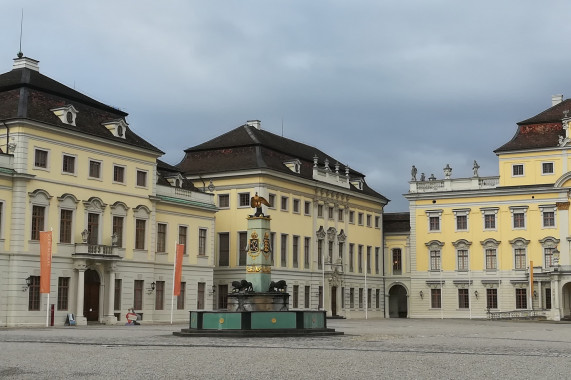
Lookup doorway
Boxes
[331,286,337,316]
[84,269,100,321]
[388,284,408,318]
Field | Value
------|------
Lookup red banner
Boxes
[173,244,184,296]
[39,231,52,294]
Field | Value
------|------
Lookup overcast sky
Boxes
[2,1,571,211]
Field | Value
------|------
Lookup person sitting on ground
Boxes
[125,308,140,326]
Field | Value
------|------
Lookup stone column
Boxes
[551,276,561,321]
[75,261,87,326]
[102,263,118,325]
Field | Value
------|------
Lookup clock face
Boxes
[66,112,73,123]
[117,125,123,137]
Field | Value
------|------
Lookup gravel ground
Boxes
[1,318,570,379]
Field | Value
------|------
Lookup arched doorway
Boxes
[388,284,408,318]
[84,269,101,322]
[562,282,571,319]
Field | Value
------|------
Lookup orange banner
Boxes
[173,244,184,296]
[40,231,52,294]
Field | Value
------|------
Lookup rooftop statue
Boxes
[250,192,271,217]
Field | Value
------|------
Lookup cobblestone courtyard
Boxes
[1,318,570,379]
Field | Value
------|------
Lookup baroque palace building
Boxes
[0,55,216,327]
[405,95,571,320]
[176,120,388,318]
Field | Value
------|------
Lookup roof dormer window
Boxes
[102,119,128,139]
[51,105,78,126]
[350,178,364,190]
[284,159,301,174]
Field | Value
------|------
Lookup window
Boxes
[328,206,334,219]
[540,205,556,228]
[376,289,380,309]
[218,194,230,208]
[219,233,229,266]
[512,164,524,176]
[135,219,146,249]
[366,214,372,227]
[239,193,250,207]
[34,149,49,168]
[157,223,167,252]
[268,193,276,208]
[317,204,323,217]
[338,242,344,265]
[87,213,99,245]
[514,248,526,270]
[431,288,441,309]
[239,232,247,266]
[155,281,165,310]
[293,285,299,308]
[113,216,124,248]
[89,160,101,179]
[177,282,186,310]
[458,289,469,309]
[511,206,527,229]
[114,279,122,311]
[304,201,311,215]
[358,288,363,308]
[134,280,143,310]
[358,245,363,273]
[349,288,355,308]
[292,236,299,268]
[57,277,70,310]
[328,241,333,263]
[178,226,188,255]
[430,250,441,271]
[338,209,344,221]
[393,248,402,274]
[545,247,554,267]
[28,276,40,310]
[374,216,380,228]
[113,165,125,183]
[293,199,300,213]
[375,247,380,274]
[515,288,527,309]
[456,215,467,230]
[486,248,497,270]
[349,211,355,224]
[280,234,288,267]
[342,287,345,309]
[429,216,439,231]
[304,286,310,308]
[486,288,497,309]
[62,154,75,174]
[217,285,227,309]
[281,196,288,211]
[367,289,372,309]
[31,205,45,240]
[136,170,147,187]
[59,209,73,243]
[545,288,552,310]
[318,239,323,270]
[457,250,468,271]
[349,244,354,272]
[304,237,310,269]
[358,213,364,225]
[484,214,495,229]
[198,228,207,256]
[318,286,323,310]
[197,282,205,309]
[366,246,371,274]
[542,162,554,174]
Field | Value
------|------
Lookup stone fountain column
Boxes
[245,215,272,293]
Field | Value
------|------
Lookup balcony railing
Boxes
[75,243,120,257]
[487,309,547,320]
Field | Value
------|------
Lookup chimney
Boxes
[13,56,40,72]
[552,94,563,106]
[246,120,261,129]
